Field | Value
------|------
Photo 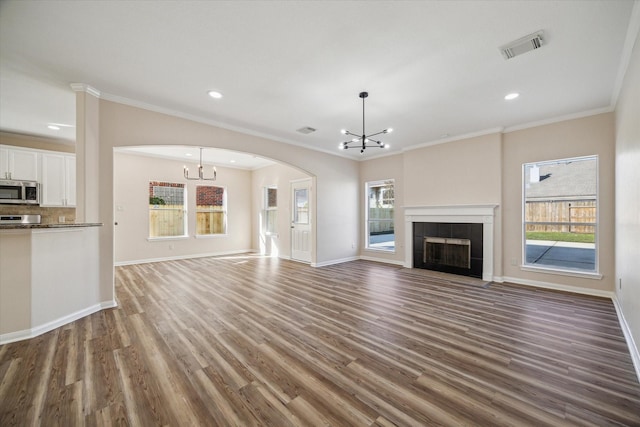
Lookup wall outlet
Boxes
[58,216,65,223]
[510,258,517,266]
[169,244,174,250]
[352,242,355,249]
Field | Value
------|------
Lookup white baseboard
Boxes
[501,275,615,299]
[359,255,406,266]
[0,300,118,345]
[611,295,640,383]
[114,249,255,266]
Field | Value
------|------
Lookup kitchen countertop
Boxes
[0,223,103,229]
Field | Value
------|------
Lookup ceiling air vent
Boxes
[296,126,316,134]
[500,31,544,60]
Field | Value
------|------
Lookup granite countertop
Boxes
[0,223,103,229]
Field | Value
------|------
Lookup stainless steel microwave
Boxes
[0,179,40,205]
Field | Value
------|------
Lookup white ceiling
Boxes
[0,1,638,161]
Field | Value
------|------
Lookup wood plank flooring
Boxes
[1,256,639,426]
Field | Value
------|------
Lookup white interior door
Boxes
[291,179,312,263]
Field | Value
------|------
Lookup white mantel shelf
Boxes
[404,204,498,281]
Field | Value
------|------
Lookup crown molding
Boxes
[611,0,640,108]
[99,91,347,161]
[402,127,504,153]
[69,83,101,98]
[502,106,613,133]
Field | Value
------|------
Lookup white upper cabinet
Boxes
[0,146,39,181]
[41,153,76,207]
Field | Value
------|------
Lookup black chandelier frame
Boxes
[340,91,392,154]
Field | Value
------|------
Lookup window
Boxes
[149,181,186,238]
[523,155,597,273]
[264,186,277,234]
[196,185,226,235]
[366,180,395,251]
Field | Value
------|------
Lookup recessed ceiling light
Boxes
[230,160,236,163]
[504,92,520,100]
[48,125,60,130]
[208,90,223,99]
[185,153,193,157]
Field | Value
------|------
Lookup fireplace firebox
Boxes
[413,222,483,278]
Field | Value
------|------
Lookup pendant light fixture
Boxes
[184,147,217,181]
[339,91,392,154]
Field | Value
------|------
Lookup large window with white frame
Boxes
[196,185,227,235]
[366,179,395,251]
[149,181,186,238]
[523,155,597,274]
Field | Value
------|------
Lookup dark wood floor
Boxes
[1,256,639,426]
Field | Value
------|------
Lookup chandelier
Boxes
[339,91,392,154]
[184,147,217,181]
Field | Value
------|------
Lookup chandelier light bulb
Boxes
[386,128,393,133]
[340,129,347,135]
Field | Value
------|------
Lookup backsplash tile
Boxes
[0,206,76,224]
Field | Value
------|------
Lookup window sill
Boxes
[147,235,189,242]
[520,264,602,280]
[364,247,396,254]
[195,234,228,239]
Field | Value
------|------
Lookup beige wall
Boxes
[359,153,405,264]
[99,99,360,268]
[114,152,252,264]
[615,27,640,355]
[403,133,502,207]
[502,113,615,292]
[0,231,31,335]
[251,163,310,259]
[401,133,503,277]
[361,115,616,292]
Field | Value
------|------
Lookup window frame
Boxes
[263,186,278,236]
[521,155,601,278]
[148,181,187,240]
[365,179,395,253]
[195,184,227,237]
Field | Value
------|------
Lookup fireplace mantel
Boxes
[404,204,497,281]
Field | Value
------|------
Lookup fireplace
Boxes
[404,205,497,281]
[424,237,471,269]
[413,222,482,278]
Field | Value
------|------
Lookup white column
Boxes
[71,83,101,223]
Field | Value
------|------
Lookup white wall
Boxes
[114,152,253,264]
[615,24,640,359]
[251,163,309,259]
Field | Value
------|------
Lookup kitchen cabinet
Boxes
[0,146,39,181]
[41,153,76,206]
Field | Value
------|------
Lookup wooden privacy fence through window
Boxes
[149,205,185,237]
[369,208,394,234]
[196,210,225,234]
[525,200,595,233]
